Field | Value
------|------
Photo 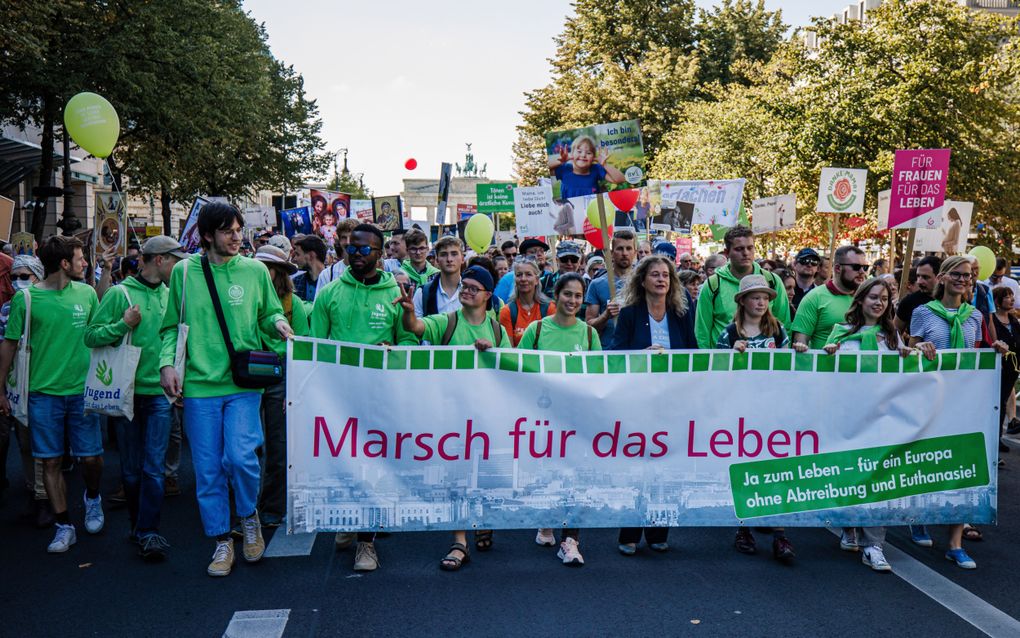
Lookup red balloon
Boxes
[607,189,639,212]
[583,219,613,249]
[404,158,417,170]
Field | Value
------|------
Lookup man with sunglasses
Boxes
[541,240,583,298]
[791,248,820,308]
[309,223,418,572]
[792,245,868,350]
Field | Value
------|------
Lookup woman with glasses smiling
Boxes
[908,255,1009,569]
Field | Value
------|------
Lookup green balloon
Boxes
[64,92,120,158]
[465,214,494,253]
[968,245,996,280]
[586,194,608,229]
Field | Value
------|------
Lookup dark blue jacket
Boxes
[610,292,698,350]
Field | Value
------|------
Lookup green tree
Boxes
[326,171,372,199]
[694,0,788,87]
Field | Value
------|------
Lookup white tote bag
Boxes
[84,286,141,420]
[6,288,31,423]
[166,259,189,404]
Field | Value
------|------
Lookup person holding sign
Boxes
[395,266,510,571]
[824,277,911,572]
[518,273,600,566]
[908,256,1008,569]
[548,135,625,199]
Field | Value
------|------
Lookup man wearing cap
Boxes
[396,264,510,572]
[586,229,638,349]
[694,225,790,350]
[310,223,418,571]
[84,236,187,561]
[792,245,868,350]
[542,240,583,298]
[494,238,550,302]
[791,248,820,308]
[653,241,677,262]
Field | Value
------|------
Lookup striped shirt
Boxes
[909,305,983,350]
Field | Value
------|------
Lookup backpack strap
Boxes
[539,301,550,318]
[282,293,293,326]
[533,318,543,349]
[440,311,458,346]
[587,325,593,350]
[708,273,720,303]
[509,300,519,328]
[490,317,502,348]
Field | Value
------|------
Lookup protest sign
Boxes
[94,191,126,257]
[243,205,275,230]
[751,194,797,235]
[309,190,350,244]
[351,199,373,222]
[145,225,162,238]
[513,186,557,237]
[436,163,453,225]
[10,231,34,256]
[456,204,478,221]
[178,198,206,253]
[372,195,401,232]
[0,196,14,241]
[889,149,950,229]
[915,201,972,255]
[281,206,312,238]
[877,190,891,231]
[651,200,694,233]
[651,179,746,227]
[545,119,646,201]
[287,338,998,533]
[476,182,517,214]
[674,236,693,262]
[816,168,867,213]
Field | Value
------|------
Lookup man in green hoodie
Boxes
[85,235,187,562]
[310,223,418,572]
[399,228,438,289]
[158,203,292,578]
[694,225,790,349]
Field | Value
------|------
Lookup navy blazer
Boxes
[610,292,698,350]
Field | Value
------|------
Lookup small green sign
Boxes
[729,433,989,519]
[476,182,516,214]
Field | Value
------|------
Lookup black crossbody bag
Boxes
[201,255,283,389]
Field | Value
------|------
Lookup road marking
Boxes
[223,609,290,638]
[828,529,1020,637]
[265,531,317,557]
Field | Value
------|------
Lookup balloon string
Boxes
[103,158,142,250]
[1004,351,1019,374]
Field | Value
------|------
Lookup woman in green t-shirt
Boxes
[519,273,599,567]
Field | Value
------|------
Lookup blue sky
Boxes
[243,1,855,194]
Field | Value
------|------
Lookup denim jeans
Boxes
[27,392,102,458]
[164,404,182,480]
[114,395,172,536]
[183,392,263,537]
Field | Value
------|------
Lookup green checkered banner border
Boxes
[286,337,999,534]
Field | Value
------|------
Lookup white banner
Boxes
[652,179,746,226]
[751,194,797,234]
[915,201,972,255]
[287,338,998,534]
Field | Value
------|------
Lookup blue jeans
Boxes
[28,392,102,458]
[183,392,263,537]
[114,395,172,537]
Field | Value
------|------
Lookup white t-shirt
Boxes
[831,323,904,352]
[985,276,1020,310]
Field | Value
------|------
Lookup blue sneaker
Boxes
[909,525,933,547]
[945,548,976,569]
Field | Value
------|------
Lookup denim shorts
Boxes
[28,392,103,458]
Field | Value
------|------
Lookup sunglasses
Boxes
[838,263,867,272]
[12,274,33,281]
[797,258,820,266]
[345,245,377,257]
[559,256,580,263]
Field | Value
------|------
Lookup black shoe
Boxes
[259,512,283,528]
[773,536,796,562]
[35,499,55,529]
[1006,419,1020,436]
[1000,440,1011,453]
[735,528,756,554]
[108,485,127,505]
[139,534,170,562]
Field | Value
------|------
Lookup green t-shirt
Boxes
[84,277,169,395]
[790,285,854,349]
[517,316,602,352]
[6,282,98,396]
[421,310,510,347]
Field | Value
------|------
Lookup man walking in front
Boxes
[159,203,292,577]
[0,235,102,553]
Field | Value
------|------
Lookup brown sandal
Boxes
[439,543,470,571]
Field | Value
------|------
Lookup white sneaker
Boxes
[48,523,77,553]
[83,493,104,534]
[862,546,892,572]
[557,537,584,566]
[839,528,859,552]
[535,528,556,546]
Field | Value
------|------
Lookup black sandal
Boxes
[439,543,470,571]
[474,529,494,552]
[963,524,983,542]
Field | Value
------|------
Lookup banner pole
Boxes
[596,195,615,295]
[898,227,917,300]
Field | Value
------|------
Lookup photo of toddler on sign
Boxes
[545,119,646,202]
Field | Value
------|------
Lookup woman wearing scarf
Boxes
[825,277,910,572]
[908,256,1008,569]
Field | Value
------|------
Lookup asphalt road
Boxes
[2,438,1019,638]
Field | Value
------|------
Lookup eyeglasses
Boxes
[504,251,518,258]
[345,245,378,257]
[12,274,33,281]
[407,245,428,253]
[838,263,867,272]
[461,284,485,295]
[989,274,1004,283]
[946,271,973,282]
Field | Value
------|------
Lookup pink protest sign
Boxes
[889,149,950,229]
[674,237,693,265]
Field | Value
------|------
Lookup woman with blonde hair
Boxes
[500,257,555,346]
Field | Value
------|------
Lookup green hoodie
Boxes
[159,254,286,398]
[400,259,439,288]
[694,262,791,349]
[311,269,418,345]
[84,276,169,395]
[261,292,309,359]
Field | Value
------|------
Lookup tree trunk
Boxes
[161,187,173,236]
[32,100,55,241]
